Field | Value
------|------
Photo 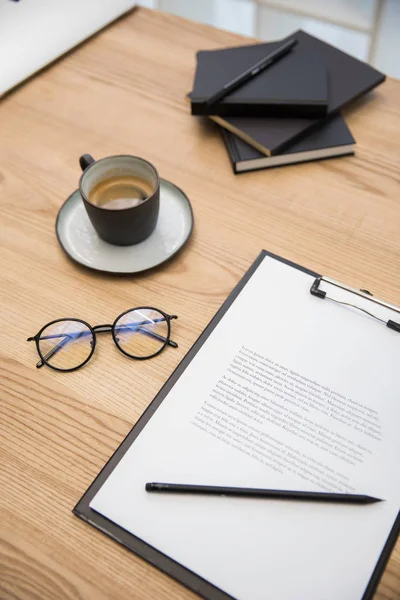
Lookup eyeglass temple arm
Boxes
[116,317,178,347]
[35,334,72,368]
[129,326,178,348]
[27,331,89,368]
[101,316,177,346]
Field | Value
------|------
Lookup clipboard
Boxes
[74,250,400,600]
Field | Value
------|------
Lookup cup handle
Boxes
[79,154,95,171]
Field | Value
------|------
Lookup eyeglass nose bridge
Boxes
[92,324,113,334]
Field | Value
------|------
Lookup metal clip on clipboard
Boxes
[310,276,400,332]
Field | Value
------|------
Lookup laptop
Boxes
[0,0,137,97]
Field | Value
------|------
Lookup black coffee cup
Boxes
[79,154,160,246]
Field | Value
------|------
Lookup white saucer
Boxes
[56,179,194,274]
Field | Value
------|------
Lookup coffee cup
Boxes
[79,154,160,246]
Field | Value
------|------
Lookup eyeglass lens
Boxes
[37,320,93,370]
[113,308,169,358]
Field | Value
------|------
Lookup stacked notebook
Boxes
[189,30,385,173]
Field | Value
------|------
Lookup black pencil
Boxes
[205,37,297,107]
[145,483,381,504]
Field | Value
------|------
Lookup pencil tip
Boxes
[368,496,383,503]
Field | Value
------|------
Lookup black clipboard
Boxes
[74,249,400,600]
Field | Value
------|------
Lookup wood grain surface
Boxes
[0,7,399,600]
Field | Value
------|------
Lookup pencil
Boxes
[145,483,381,504]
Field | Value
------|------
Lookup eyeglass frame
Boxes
[27,306,178,373]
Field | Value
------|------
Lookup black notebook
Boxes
[212,29,385,156]
[191,39,328,118]
[221,114,355,173]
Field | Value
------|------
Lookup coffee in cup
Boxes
[88,175,154,210]
[79,154,160,246]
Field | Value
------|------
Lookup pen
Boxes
[205,37,298,108]
[145,483,382,504]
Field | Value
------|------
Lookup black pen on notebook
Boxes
[205,37,297,108]
[145,483,382,504]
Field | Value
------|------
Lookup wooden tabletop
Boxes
[1,7,399,600]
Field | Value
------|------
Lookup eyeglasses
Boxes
[27,307,178,372]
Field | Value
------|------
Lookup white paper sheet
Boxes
[90,255,400,600]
